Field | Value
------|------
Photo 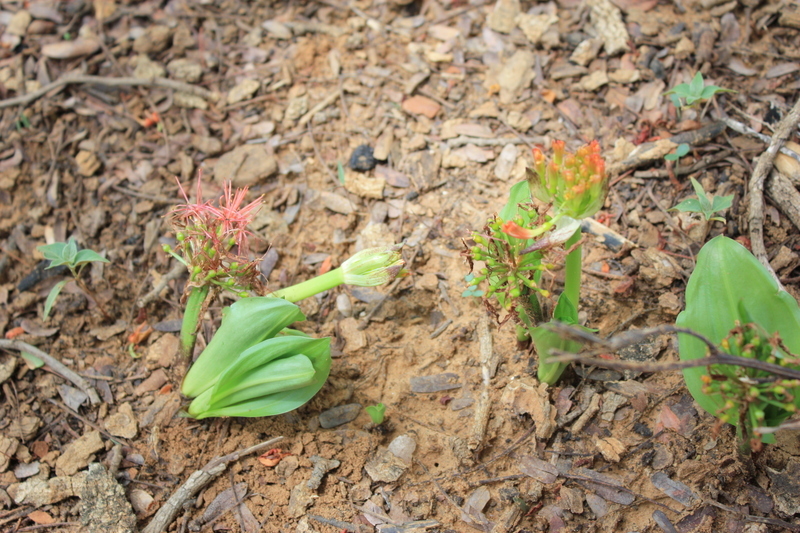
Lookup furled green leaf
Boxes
[689,177,712,213]
[689,72,704,98]
[43,279,70,319]
[676,236,800,425]
[533,295,583,385]
[181,297,307,398]
[499,180,533,223]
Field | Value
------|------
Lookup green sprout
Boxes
[664,72,734,109]
[664,143,690,162]
[365,403,386,425]
[37,238,110,319]
[677,236,800,453]
[461,274,484,298]
[465,140,608,384]
[670,177,733,223]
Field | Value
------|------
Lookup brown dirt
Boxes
[1,0,800,532]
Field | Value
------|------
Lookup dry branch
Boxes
[0,75,219,110]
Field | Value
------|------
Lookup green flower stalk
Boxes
[465,140,608,385]
[270,245,405,302]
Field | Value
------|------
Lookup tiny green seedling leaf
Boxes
[337,162,346,185]
[664,72,735,109]
[43,279,70,319]
[664,143,690,162]
[670,177,733,223]
[365,403,386,425]
[20,351,45,369]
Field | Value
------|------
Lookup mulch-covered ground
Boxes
[1,0,800,531]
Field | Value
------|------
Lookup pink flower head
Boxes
[168,178,264,293]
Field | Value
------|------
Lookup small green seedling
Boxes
[365,403,386,425]
[664,72,734,109]
[37,238,109,319]
[671,177,733,223]
[664,143,690,162]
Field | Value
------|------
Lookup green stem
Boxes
[564,228,582,309]
[270,268,345,303]
[180,285,210,358]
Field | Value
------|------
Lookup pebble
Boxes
[579,70,609,91]
[365,447,409,483]
[498,50,535,104]
[75,150,101,177]
[495,144,518,181]
[167,58,202,83]
[262,20,292,40]
[133,369,168,396]
[0,437,18,472]
[132,25,171,54]
[401,95,441,119]
[415,272,440,292]
[8,473,86,506]
[81,464,137,533]
[336,294,353,317]
[55,430,104,476]
[516,12,558,45]
[319,191,355,214]
[41,38,100,59]
[338,316,367,354]
[349,145,377,171]
[570,38,604,66]
[318,403,362,429]
[450,398,474,411]
[191,135,223,156]
[133,54,165,79]
[410,373,462,393]
[373,129,394,161]
[214,144,278,187]
[387,434,416,464]
[6,10,32,36]
[104,402,138,439]
[487,0,520,34]
[173,92,208,110]
[227,78,260,105]
[145,333,179,368]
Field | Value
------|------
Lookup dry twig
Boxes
[0,75,218,110]
[0,340,101,405]
[746,96,800,279]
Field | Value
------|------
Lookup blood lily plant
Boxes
[677,236,800,452]
[464,140,608,384]
[166,180,405,418]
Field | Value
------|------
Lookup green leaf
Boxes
[711,194,733,213]
[365,403,386,424]
[43,279,70,319]
[64,238,78,263]
[689,177,712,213]
[700,85,734,100]
[38,242,70,266]
[689,72,704,97]
[676,236,800,431]
[181,297,307,398]
[337,162,346,185]
[74,249,109,266]
[20,351,45,369]
[533,295,583,385]
[671,198,704,213]
[499,180,533,222]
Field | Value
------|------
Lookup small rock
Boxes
[167,58,202,83]
[470,101,501,118]
[373,130,394,161]
[81,463,137,533]
[284,95,309,122]
[415,273,440,292]
[55,430,104,476]
[8,473,86,506]
[442,150,467,169]
[402,95,441,119]
[338,317,367,354]
[307,455,340,490]
[133,25,171,54]
[495,144,519,181]
[336,294,353,317]
[104,403,138,439]
[387,435,416,464]
[262,20,292,40]
[318,403,362,429]
[173,92,208,109]
[41,38,100,58]
[319,191,355,214]
[287,484,314,517]
[0,437,19,472]
[134,369,168,396]
[608,69,640,83]
[570,38,603,66]
[145,333,179,367]
[410,373,462,393]
[8,416,41,441]
[214,144,278,187]
[132,54,165,80]
[227,78,260,105]
[579,70,609,91]
[6,10,32,36]
[487,0,520,33]
[14,461,40,479]
[365,447,409,483]
[596,437,626,462]
[506,111,532,132]
[349,145,376,172]
[191,135,223,156]
[75,151,101,177]
[498,50,535,104]
[500,378,556,440]
[450,398,474,411]
[0,352,17,385]
[516,12,558,45]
